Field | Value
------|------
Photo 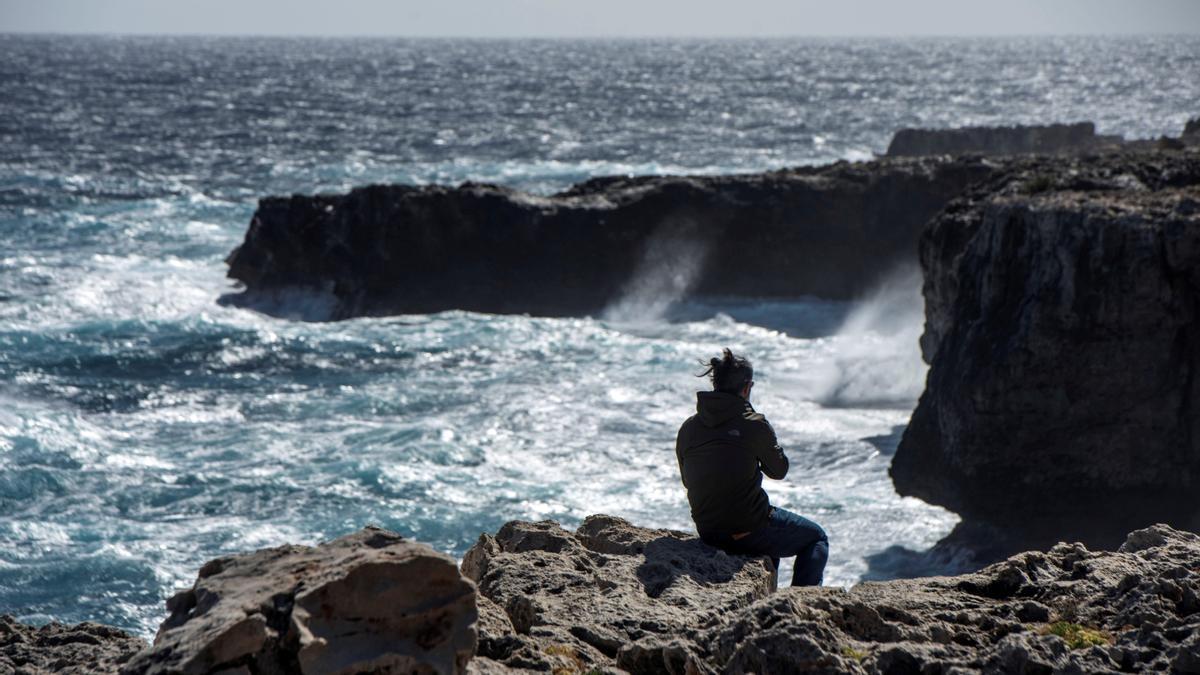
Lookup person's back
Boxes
[676,390,786,537]
[675,348,829,586]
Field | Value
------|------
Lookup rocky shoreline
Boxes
[6,518,1200,674]
[7,125,1200,673]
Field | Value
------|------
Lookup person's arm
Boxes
[744,411,789,479]
[675,426,689,488]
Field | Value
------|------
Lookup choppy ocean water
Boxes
[1,34,1197,637]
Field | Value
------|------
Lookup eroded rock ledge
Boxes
[463,517,1200,674]
[224,157,996,319]
[892,150,1200,549]
[7,518,1200,674]
[124,526,477,675]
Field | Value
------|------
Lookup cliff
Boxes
[886,119,1200,158]
[892,150,1200,548]
[11,519,1200,674]
[886,122,1114,157]
[224,157,996,319]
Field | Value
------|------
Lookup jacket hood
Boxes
[695,391,747,427]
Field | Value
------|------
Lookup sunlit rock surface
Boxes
[686,524,1200,674]
[466,517,1200,673]
[461,514,776,673]
[123,526,477,675]
[893,150,1200,548]
[9,519,1200,674]
[224,157,996,319]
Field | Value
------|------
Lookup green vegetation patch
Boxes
[1042,621,1112,649]
[1023,173,1057,194]
[841,645,868,661]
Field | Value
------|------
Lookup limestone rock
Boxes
[0,615,146,675]
[675,524,1200,674]
[223,157,996,319]
[461,515,775,672]
[123,526,477,675]
[892,151,1200,547]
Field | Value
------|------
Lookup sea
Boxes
[1,34,1197,638]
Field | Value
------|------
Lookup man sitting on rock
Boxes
[675,348,828,586]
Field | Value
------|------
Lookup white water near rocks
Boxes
[1,34,1197,637]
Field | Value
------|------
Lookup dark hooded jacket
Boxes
[675,391,789,536]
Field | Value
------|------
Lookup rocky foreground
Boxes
[6,517,1200,674]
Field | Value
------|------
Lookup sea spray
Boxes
[602,219,709,324]
[813,265,928,408]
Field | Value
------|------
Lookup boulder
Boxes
[223,157,997,319]
[123,526,477,675]
[0,615,146,675]
[892,151,1200,547]
[885,122,1112,157]
[460,514,776,673]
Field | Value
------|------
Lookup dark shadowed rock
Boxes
[885,122,1115,157]
[224,158,997,319]
[460,514,775,673]
[123,526,477,675]
[0,615,146,675]
[892,150,1200,548]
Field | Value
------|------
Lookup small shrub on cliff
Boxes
[841,645,868,661]
[1024,173,1056,194]
[544,644,589,675]
[1042,621,1111,649]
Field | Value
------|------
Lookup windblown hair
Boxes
[699,348,754,394]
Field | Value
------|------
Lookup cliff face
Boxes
[225,158,996,319]
[892,151,1200,546]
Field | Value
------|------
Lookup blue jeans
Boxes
[703,507,829,586]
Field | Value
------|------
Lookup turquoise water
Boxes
[1,34,1197,637]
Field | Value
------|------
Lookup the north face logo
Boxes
[728,429,741,437]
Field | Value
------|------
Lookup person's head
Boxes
[700,348,754,399]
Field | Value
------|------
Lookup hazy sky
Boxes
[3,0,1200,37]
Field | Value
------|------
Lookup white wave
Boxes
[811,265,928,408]
[602,219,709,325]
